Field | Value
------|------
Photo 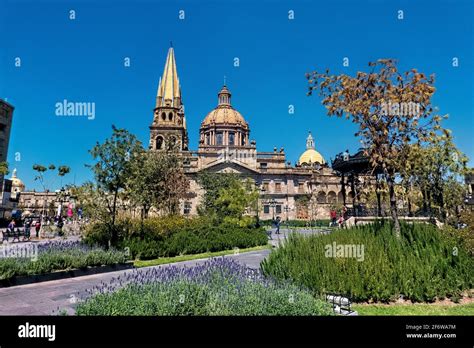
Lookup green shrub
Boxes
[122,222,267,260]
[261,222,474,303]
[85,216,268,260]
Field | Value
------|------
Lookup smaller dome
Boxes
[298,131,325,166]
[299,149,325,166]
[10,169,26,193]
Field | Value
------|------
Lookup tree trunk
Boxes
[375,175,382,217]
[140,207,145,240]
[110,190,118,246]
[386,173,401,238]
[422,188,428,215]
[406,185,413,217]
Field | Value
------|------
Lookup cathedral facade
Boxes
[149,47,345,220]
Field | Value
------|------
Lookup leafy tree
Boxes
[32,164,71,191]
[0,162,9,176]
[214,178,258,226]
[399,137,467,221]
[127,148,189,236]
[197,172,240,216]
[307,59,446,237]
[197,173,257,225]
[32,164,48,191]
[87,126,143,245]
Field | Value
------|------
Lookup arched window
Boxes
[168,112,173,121]
[156,136,164,150]
[327,191,337,204]
[337,191,344,203]
[169,136,177,149]
[216,132,223,145]
[161,112,166,121]
[317,192,326,204]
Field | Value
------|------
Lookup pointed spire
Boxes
[306,131,315,149]
[156,46,181,107]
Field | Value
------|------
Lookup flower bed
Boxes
[0,241,129,281]
[76,258,333,316]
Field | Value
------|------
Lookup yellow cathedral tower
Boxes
[149,46,189,151]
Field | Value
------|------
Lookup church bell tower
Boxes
[149,45,189,151]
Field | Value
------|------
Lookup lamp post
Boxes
[284,205,291,231]
[267,198,277,220]
[255,184,266,228]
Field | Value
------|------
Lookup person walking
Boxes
[330,209,337,227]
[275,216,281,234]
[24,220,31,241]
[35,220,41,238]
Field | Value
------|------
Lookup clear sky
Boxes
[1,0,473,191]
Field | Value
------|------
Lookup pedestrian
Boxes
[24,220,31,240]
[275,216,281,234]
[35,220,41,238]
[330,209,337,227]
[7,219,15,232]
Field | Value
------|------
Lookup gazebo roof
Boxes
[331,149,382,175]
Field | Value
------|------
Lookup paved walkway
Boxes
[0,249,271,315]
[0,228,332,315]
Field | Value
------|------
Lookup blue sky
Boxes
[1,0,473,190]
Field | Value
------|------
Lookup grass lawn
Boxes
[134,244,270,268]
[353,302,474,316]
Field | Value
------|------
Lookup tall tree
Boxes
[87,126,143,245]
[127,148,189,235]
[307,59,445,237]
[197,173,257,225]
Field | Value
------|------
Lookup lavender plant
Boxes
[0,240,128,280]
[76,258,333,316]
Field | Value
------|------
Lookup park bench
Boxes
[1,227,30,243]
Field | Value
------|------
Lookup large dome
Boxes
[201,85,248,128]
[201,107,248,127]
[199,85,251,147]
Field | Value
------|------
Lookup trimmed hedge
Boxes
[84,216,268,260]
[261,222,474,303]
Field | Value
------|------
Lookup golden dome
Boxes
[201,106,248,128]
[10,169,26,193]
[299,149,325,165]
[298,131,325,166]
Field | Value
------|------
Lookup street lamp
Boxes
[284,205,291,230]
[255,184,266,228]
[266,198,277,220]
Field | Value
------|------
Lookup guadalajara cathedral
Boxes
[149,46,348,220]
